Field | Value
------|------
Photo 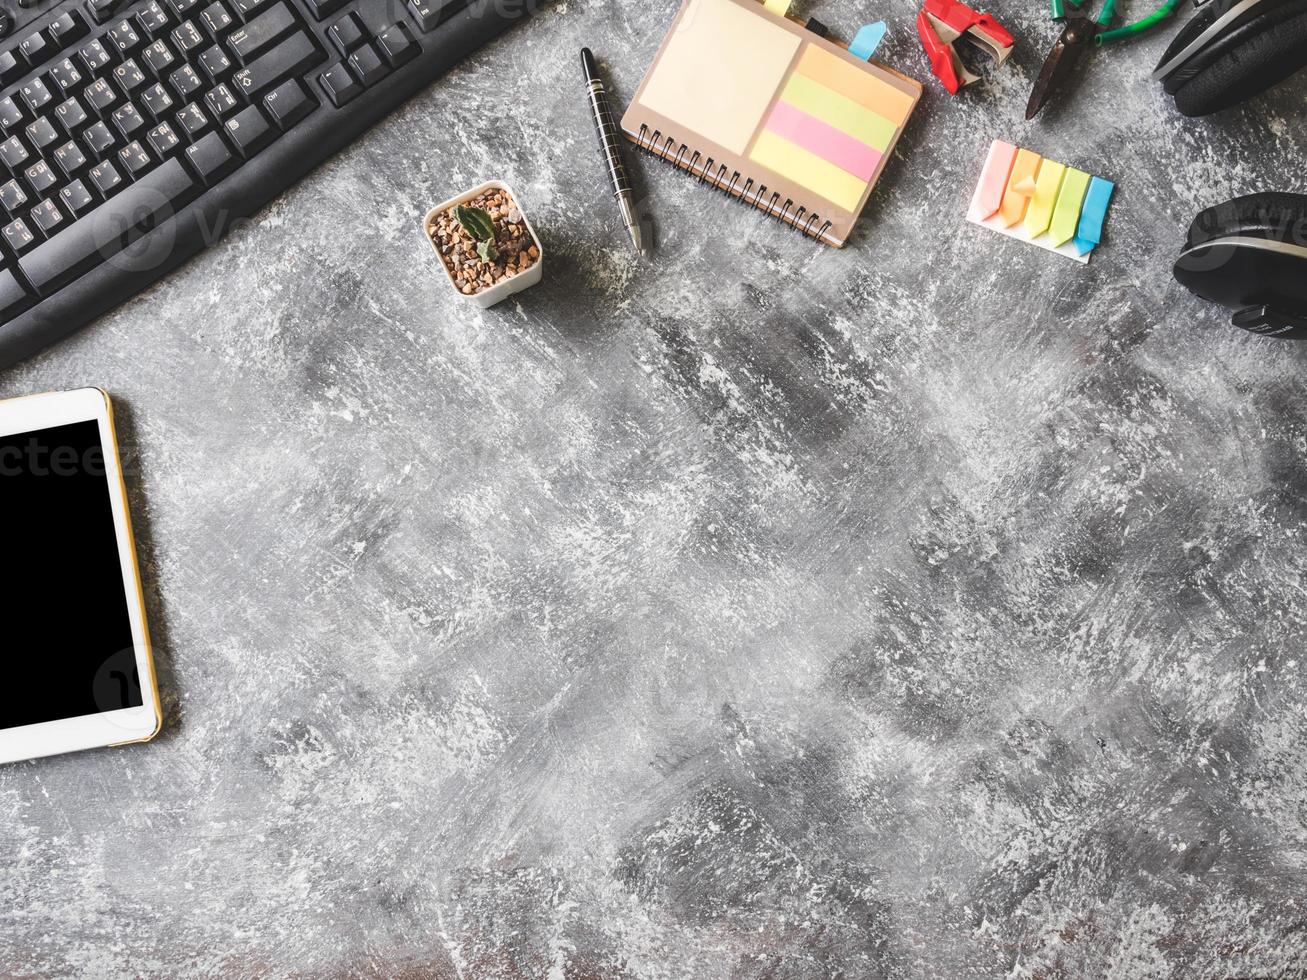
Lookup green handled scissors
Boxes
[1026,0,1182,119]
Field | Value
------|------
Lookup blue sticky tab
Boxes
[1072,176,1115,256]
[849,23,887,61]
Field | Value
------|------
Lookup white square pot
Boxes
[424,181,544,309]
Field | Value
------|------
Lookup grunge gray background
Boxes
[3,0,1307,975]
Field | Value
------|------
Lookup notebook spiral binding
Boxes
[636,125,834,244]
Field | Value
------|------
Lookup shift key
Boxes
[232,32,322,97]
[20,158,197,294]
[228,3,297,62]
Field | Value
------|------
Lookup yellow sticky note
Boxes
[1000,149,1041,228]
[1049,168,1090,247]
[764,0,791,12]
[749,130,868,211]
[1024,159,1066,239]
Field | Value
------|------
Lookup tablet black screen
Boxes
[0,419,142,731]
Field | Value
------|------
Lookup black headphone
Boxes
[1174,193,1307,338]
[1153,0,1307,115]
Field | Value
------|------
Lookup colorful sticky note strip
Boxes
[745,44,910,212]
[966,139,1115,264]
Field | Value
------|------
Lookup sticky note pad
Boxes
[1073,177,1115,256]
[1024,159,1066,239]
[976,140,1018,220]
[967,139,1114,265]
[1000,149,1041,227]
[1049,168,1091,247]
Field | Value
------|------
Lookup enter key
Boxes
[228,3,298,62]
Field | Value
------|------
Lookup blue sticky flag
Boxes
[849,23,887,61]
[1073,176,1115,256]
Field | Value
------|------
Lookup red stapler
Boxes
[916,0,1015,94]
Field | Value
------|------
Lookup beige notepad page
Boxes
[636,0,801,155]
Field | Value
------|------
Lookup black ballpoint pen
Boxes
[581,48,644,254]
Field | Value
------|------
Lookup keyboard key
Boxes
[262,78,312,129]
[50,12,89,46]
[233,0,276,17]
[20,157,197,293]
[230,3,296,62]
[376,23,417,66]
[87,0,122,24]
[85,78,117,114]
[50,58,84,93]
[20,78,53,114]
[147,121,179,156]
[199,44,231,80]
[0,268,32,319]
[327,12,365,55]
[83,119,114,155]
[183,129,231,182]
[24,160,57,193]
[201,2,232,35]
[0,97,21,131]
[166,0,200,16]
[408,0,461,33]
[60,178,95,216]
[29,198,64,235]
[232,33,320,96]
[305,0,346,20]
[55,96,88,131]
[348,43,386,87]
[107,19,142,54]
[118,138,153,175]
[26,117,58,150]
[0,135,29,169]
[172,20,204,53]
[223,103,271,156]
[88,158,122,194]
[170,64,203,97]
[144,38,176,75]
[114,58,147,94]
[79,38,112,73]
[204,82,236,116]
[141,82,173,117]
[138,0,170,34]
[0,178,27,213]
[3,216,35,252]
[317,62,359,107]
[175,100,208,136]
[19,30,51,66]
[111,103,145,138]
[53,139,88,176]
[0,52,19,86]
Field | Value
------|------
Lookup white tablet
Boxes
[0,388,161,765]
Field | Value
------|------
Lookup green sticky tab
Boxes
[1049,168,1091,247]
[1024,159,1066,239]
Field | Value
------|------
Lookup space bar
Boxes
[20,160,198,295]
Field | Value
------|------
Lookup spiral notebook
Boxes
[620,0,923,247]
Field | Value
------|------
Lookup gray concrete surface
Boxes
[4,0,1307,975]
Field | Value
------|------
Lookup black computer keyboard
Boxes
[0,0,531,366]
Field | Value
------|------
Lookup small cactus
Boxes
[454,205,499,262]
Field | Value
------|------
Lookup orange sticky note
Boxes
[1000,149,1041,228]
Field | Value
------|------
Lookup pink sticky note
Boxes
[764,100,884,182]
[976,140,1018,221]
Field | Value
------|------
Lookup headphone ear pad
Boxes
[1187,192,1307,246]
[1171,0,1307,115]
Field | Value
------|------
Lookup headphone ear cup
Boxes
[1170,0,1307,115]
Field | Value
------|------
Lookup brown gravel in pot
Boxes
[429,188,540,295]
